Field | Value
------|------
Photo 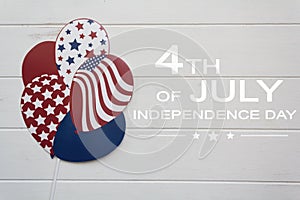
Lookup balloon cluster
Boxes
[20,18,134,162]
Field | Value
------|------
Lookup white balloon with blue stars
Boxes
[55,18,109,86]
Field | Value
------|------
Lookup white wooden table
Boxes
[0,0,300,199]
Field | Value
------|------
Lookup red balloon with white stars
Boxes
[20,74,70,156]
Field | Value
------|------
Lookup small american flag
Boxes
[70,54,133,132]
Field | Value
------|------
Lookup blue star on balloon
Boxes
[57,44,65,52]
[69,39,81,51]
[100,39,106,45]
[66,29,71,34]
[66,56,75,65]
[87,19,94,24]
[56,64,61,70]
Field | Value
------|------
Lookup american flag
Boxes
[70,54,133,132]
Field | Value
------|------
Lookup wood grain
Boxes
[1,129,299,181]
[0,1,300,199]
[53,181,300,200]
[0,130,57,179]
[0,182,51,200]
[1,26,300,77]
[0,0,299,24]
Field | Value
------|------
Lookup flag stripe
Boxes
[101,61,133,96]
[97,62,132,101]
[102,59,133,91]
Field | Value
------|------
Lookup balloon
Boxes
[22,41,58,86]
[55,18,110,86]
[20,74,70,156]
[20,18,132,162]
[69,54,134,132]
[53,112,125,162]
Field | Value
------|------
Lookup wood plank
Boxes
[2,78,300,129]
[0,182,51,200]
[58,129,300,181]
[0,78,24,127]
[0,0,299,24]
[1,26,300,77]
[0,130,57,179]
[54,181,300,200]
[1,129,299,181]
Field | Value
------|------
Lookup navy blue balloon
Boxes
[53,112,126,162]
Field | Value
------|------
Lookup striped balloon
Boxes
[70,54,133,132]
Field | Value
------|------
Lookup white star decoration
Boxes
[23,107,34,118]
[57,111,65,121]
[33,99,43,108]
[48,122,57,132]
[54,96,64,105]
[36,115,46,124]
[52,83,61,90]
[39,131,48,141]
[32,85,41,92]
[41,79,50,85]
[22,93,32,103]
[28,124,36,133]
[208,131,218,141]
[227,132,235,140]
[50,75,57,79]
[62,88,69,96]
[193,132,200,140]
[45,104,55,115]
[44,89,52,99]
